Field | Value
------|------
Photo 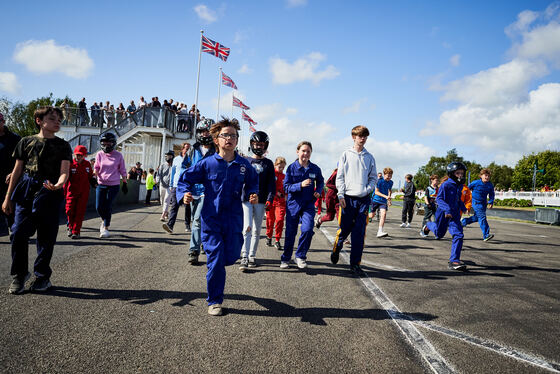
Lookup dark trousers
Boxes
[0,185,14,236]
[167,187,191,229]
[11,188,63,279]
[145,189,152,204]
[402,199,415,223]
[332,195,370,265]
[96,185,120,227]
[422,203,436,226]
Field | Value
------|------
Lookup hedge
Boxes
[493,198,533,207]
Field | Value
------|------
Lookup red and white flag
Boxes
[221,72,237,89]
[201,35,230,61]
[249,125,257,133]
[232,95,250,110]
[242,111,256,125]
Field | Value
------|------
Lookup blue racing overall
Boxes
[426,178,466,263]
[281,160,324,262]
[177,152,258,305]
[461,179,495,239]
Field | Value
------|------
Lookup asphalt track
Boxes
[0,204,559,373]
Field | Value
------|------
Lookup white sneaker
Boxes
[248,257,257,268]
[100,228,110,238]
[208,304,223,316]
[377,231,388,238]
[100,222,105,234]
[405,223,411,228]
[400,222,406,228]
[295,257,307,269]
[280,261,290,269]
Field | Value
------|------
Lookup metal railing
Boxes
[61,107,196,135]
[65,107,196,154]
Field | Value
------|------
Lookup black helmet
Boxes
[446,162,467,184]
[250,131,269,156]
[100,132,117,153]
[196,118,214,145]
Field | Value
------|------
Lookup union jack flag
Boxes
[221,72,237,89]
[232,95,250,110]
[249,125,257,133]
[201,35,230,62]
[242,111,256,125]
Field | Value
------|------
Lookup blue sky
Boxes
[1,0,559,183]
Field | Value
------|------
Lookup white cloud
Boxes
[237,64,252,74]
[424,83,560,165]
[441,59,548,107]
[13,40,93,79]
[343,98,368,113]
[194,4,217,23]
[269,52,340,85]
[286,0,307,8]
[0,72,21,94]
[424,4,560,166]
[450,54,461,67]
[506,4,560,67]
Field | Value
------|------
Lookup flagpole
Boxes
[194,30,204,126]
[217,67,222,122]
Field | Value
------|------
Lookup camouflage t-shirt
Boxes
[13,135,73,183]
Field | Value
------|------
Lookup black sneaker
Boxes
[420,225,429,238]
[248,257,257,268]
[448,261,467,271]
[8,272,30,294]
[331,247,340,264]
[350,264,365,276]
[266,237,273,247]
[187,252,199,265]
[29,277,52,292]
[274,241,283,251]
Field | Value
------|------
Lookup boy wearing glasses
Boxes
[178,118,258,316]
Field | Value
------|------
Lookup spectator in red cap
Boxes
[64,145,94,239]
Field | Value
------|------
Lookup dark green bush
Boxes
[494,198,533,207]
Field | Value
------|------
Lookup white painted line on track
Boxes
[410,321,560,373]
[359,259,413,273]
[320,227,560,373]
[321,227,455,374]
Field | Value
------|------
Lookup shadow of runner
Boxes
[46,287,438,326]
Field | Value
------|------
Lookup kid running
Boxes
[281,141,324,269]
[371,168,393,238]
[314,168,339,229]
[178,118,258,316]
[65,145,94,239]
[461,169,495,241]
[422,175,439,227]
[266,157,287,251]
[3,107,72,294]
[240,131,275,271]
[421,162,468,271]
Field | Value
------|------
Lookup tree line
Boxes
[414,149,560,191]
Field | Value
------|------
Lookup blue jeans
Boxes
[96,185,120,227]
[462,201,490,239]
[189,196,204,255]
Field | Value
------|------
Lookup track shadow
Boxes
[46,287,438,326]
